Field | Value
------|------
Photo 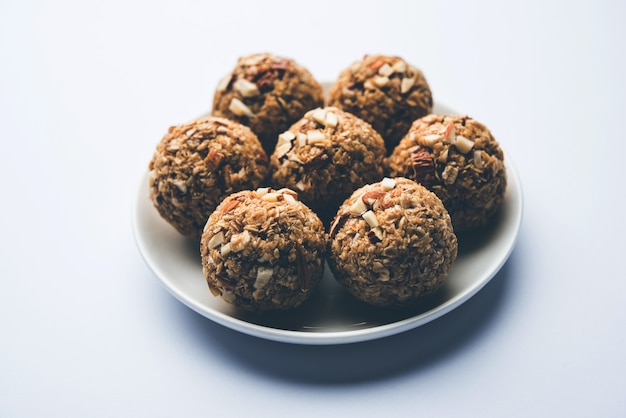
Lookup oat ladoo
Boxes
[269,106,387,225]
[212,53,324,155]
[328,177,458,308]
[386,114,506,232]
[200,188,326,312]
[327,54,433,152]
[148,116,268,237]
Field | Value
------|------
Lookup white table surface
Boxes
[2,1,625,416]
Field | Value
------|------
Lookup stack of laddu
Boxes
[147,52,507,312]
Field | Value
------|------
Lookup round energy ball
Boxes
[328,177,458,308]
[148,116,269,237]
[386,114,507,232]
[269,106,387,225]
[200,187,327,312]
[212,53,324,155]
[327,54,433,152]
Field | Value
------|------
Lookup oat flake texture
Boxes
[386,114,506,232]
[328,177,458,308]
[327,54,433,152]
[212,53,324,156]
[269,106,387,225]
[200,188,327,312]
[148,116,269,237]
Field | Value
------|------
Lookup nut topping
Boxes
[216,74,232,91]
[392,60,407,73]
[325,111,338,128]
[444,123,456,144]
[373,76,390,87]
[305,108,339,129]
[261,192,282,202]
[442,165,459,185]
[295,243,310,291]
[410,148,435,185]
[207,230,224,249]
[380,177,397,191]
[255,187,270,196]
[254,267,273,291]
[311,108,327,125]
[306,130,326,144]
[233,78,260,97]
[473,150,483,169]
[271,58,290,70]
[368,226,384,243]
[254,70,278,92]
[276,188,298,200]
[277,130,295,144]
[275,142,292,159]
[378,62,394,77]
[282,193,297,204]
[303,150,330,172]
[229,230,251,252]
[221,198,241,214]
[329,212,349,238]
[204,149,223,171]
[297,132,307,147]
[295,180,306,191]
[228,98,254,117]
[454,135,474,154]
[349,197,367,214]
[400,77,415,94]
[362,190,387,206]
[171,180,187,194]
[362,210,379,228]
[220,242,232,256]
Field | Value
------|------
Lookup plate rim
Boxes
[132,132,523,346]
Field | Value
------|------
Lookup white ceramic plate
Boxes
[132,105,523,345]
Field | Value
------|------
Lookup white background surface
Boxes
[1,0,624,416]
